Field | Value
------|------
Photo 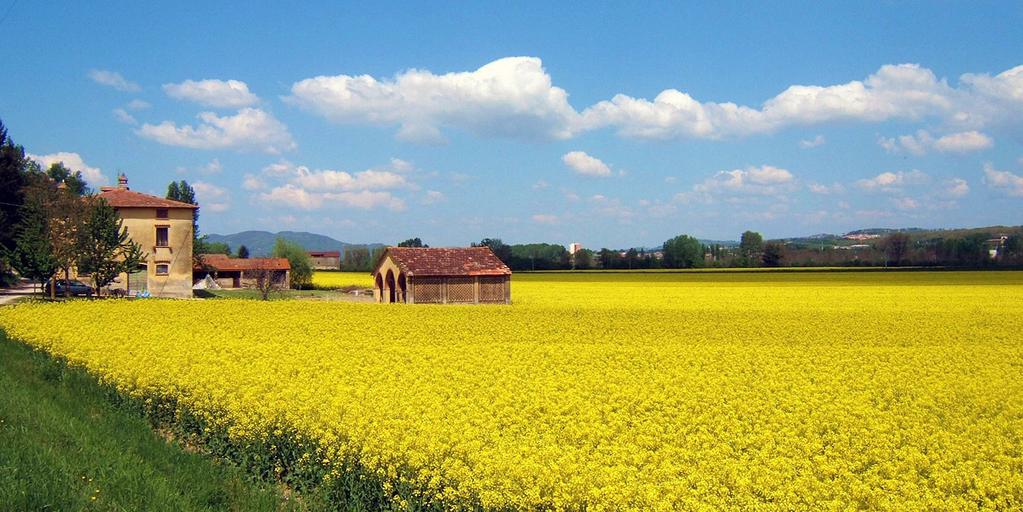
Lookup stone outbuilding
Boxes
[371,247,511,304]
[308,250,341,270]
[194,254,291,289]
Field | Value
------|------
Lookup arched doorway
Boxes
[375,272,384,302]
[385,270,396,303]
[397,272,407,303]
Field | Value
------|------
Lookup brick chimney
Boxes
[117,173,129,190]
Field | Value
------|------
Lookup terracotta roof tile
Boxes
[308,251,341,258]
[195,254,291,272]
[376,247,511,276]
[98,188,198,209]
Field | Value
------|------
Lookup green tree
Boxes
[237,245,250,259]
[9,184,57,292]
[739,231,764,267]
[166,180,202,254]
[597,248,616,270]
[573,248,594,270]
[47,185,88,298]
[77,198,132,293]
[397,237,426,248]
[342,246,371,271]
[880,232,911,266]
[474,238,512,264]
[118,239,146,295]
[662,235,702,269]
[762,242,785,267]
[200,241,231,255]
[0,119,30,273]
[624,248,639,270]
[1002,235,1022,264]
[272,237,312,289]
[46,162,89,196]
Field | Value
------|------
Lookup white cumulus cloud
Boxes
[799,135,826,148]
[28,152,107,186]
[242,174,267,191]
[112,108,136,125]
[192,181,230,212]
[879,130,993,155]
[137,108,295,154]
[88,69,140,92]
[531,213,558,224]
[163,79,260,108]
[933,131,994,153]
[562,151,611,177]
[285,56,580,143]
[856,170,929,192]
[942,178,970,198]
[291,168,408,192]
[693,165,795,195]
[282,59,1023,142]
[259,185,404,211]
[808,182,844,194]
[982,163,1023,197]
[580,64,955,139]
[891,196,920,210]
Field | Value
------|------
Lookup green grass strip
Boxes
[0,331,308,511]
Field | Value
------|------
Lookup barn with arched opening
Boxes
[371,247,511,304]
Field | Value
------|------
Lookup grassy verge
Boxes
[0,331,311,511]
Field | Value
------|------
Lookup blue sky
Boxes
[2,2,1021,248]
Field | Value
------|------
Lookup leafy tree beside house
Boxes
[762,242,785,267]
[166,180,204,256]
[236,245,250,259]
[47,183,89,297]
[272,237,312,289]
[0,119,30,280]
[473,238,512,265]
[879,232,911,266]
[200,241,231,255]
[397,237,427,248]
[662,235,703,269]
[9,184,56,292]
[45,162,90,196]
[77,197,146,294]
[573,248,594,270]
[739,231,764,267]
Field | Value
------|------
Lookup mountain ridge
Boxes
[205,231,384,257]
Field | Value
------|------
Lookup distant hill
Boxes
[205,231,384,257]
[778,225,1021,248]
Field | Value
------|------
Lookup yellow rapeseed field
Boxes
[311,271,374,289]
[1,271,1022,509]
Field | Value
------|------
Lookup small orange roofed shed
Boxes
[371,247,511,304]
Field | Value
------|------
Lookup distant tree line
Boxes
[388,228,1023,272]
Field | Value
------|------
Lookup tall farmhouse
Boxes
[98,174,196,298]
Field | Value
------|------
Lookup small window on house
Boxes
[155,226,169,247]
[156,208,168,219]
[155,263,169,276]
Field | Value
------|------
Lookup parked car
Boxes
[45,279,95,297]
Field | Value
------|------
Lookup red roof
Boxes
[98,188,198,209]
[374,247,511,277]
[308,251,341,258]
[196,254,291,271]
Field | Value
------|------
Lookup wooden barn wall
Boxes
[408,275,510,304]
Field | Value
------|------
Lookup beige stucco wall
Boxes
[373,257,408,303]
[113,207,194,298]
